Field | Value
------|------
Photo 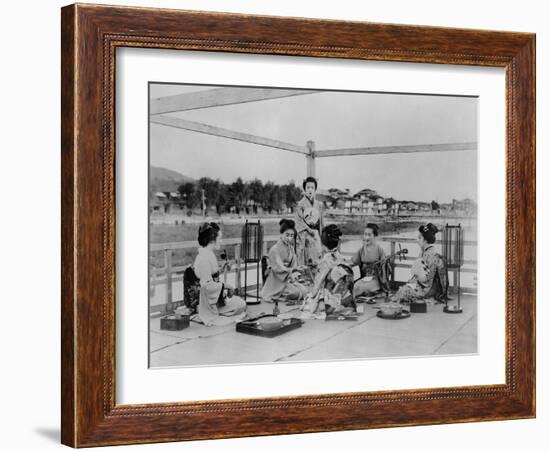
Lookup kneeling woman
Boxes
[391,223,448,303]
[352,223,387,297]
[302,224,355,317]
[194,222,247,326]
[261,219,308,303]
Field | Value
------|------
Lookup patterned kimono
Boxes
[301,249,354,316]
[193,247,246,326]
[261,239,308,302]
[315,251,354,301]
[393,244,449,302]
[352,242,386,295]
[295,195,323,266]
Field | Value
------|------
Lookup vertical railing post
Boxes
[235,243,242,296]
[390,240,396,286]
[164,249,173,313]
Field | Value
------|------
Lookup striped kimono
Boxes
[294,195,323,266]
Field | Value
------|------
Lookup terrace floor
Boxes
[149,294,477,368]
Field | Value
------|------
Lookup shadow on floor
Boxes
[34,427,60,443]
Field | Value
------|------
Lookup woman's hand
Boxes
[224,283,235,298]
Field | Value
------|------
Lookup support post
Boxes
[164,249,173,313]
[306,140,316,178]
[390,241,396,287]
[235,244,241,295]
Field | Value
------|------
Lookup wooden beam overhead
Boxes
[151,115,309,154]
[313,142,477,158]
[150,87,317,115]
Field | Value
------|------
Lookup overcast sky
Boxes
[149,83,478,203]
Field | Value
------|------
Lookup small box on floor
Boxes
[410,302,427,313]
[160,314,190,331]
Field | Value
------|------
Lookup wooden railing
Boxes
[149,235,477,314]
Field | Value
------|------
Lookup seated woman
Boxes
[193,222,247,326]
[391,223,449,303]
[352,223,387,297]
[261,219,308,303]
[301,224,355,318]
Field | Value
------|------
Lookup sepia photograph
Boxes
[148,82,478,368]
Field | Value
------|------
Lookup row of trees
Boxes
[177,177,303,215]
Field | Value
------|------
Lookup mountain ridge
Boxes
[150,166,195,193]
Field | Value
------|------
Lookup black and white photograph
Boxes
[148,82,478,368]
[0,0,544,449]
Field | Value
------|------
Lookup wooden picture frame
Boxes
[61,3,535,447]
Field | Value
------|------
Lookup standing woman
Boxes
[261,219,308,303]
[352,223,387,297]
[391,223,449,303]
[295,176,323,266]
[193,222,247,326]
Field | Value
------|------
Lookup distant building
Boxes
[405,202,418,211]
[388,202,400,215]
[316,189,339,209]
[355,188,379,200]
[452,198,477,215]
[328,187,349,197]
[417,202,431,211]
[149,191,185,215]
[344,198,363,213]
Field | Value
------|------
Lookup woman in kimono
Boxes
[261,219,308,303]
[301,224,355,318]
[352,223,387,297]
[391,223,449,303]
[295,176,323,266]
[193,222,247,326]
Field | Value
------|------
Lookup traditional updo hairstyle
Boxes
[321,224,343,251]
[197,222,220,247]
[302,176,318,191]
[418,223,439,244]
[279,218,296,234]
[365,222,379,237]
